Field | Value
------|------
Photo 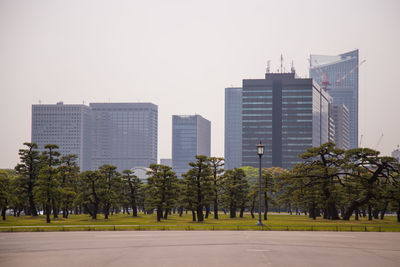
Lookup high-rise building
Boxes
[310,49,359,148]
[31,102,92,171]
[160,158,172,167]
[332,104,350,150]
[90,103,158,171]
[172,115,211,177]
[242,72,332,169]
[225,87,242,170]
[392,147,400,162]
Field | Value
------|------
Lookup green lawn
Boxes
[1,212,399,232]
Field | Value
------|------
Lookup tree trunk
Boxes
[309,203,316,220]
[250,201,255,219]
[131,197,138,217]
[46,205,51,223]
[368,204,372,221]
[28,184,38,216]
[92,203,98,220]
[214,199,218,219]
[380,201,388,220]
[52,200,58,219]
[355,209,359,220]
[323,208,328,219]
[328,201,340,220]
[163,209,169,219]
[263,193,268,220]
[239,206,244,218]
[229,202,236,218]
[192,209,196,222]
[196,205,204,222]
[397,202,400,222]
[157,208,162,222]
[372,209,379,220]
[179,207,183,217]
[205,204,210,219]
[343,194,372,220]
[1,207,6,220]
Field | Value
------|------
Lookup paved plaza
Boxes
[0,231,399,267]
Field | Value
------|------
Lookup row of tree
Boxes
[1,142,400,223]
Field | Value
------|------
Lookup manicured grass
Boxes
[0,212,399,232]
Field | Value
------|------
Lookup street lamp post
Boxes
[256,141,265,226]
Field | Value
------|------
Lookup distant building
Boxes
[225,87,242,170]
[90,103,158,171]
[31,102,91,171]
[242,72,332,169]
[332,104,350,150]
[310,49,359,148]
[160,158,172,167]
[172,115,211,177]
[392,147,400,162]
[131,166,151,182]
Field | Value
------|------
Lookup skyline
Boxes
[1,0,400,168]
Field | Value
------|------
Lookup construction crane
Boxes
[359,134,363,147]
[336,59,366,86]
[374,134,384,150]
[310,58,331,91]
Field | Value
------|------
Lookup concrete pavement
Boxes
[0,231,399,267]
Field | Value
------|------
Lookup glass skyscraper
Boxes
[332,104,350,150]
[225,87,242,170]
[172,115,211,177]
[90,103,158,171]
[310,49,359,148]
[31,102,92,171]
[242,72,332,169]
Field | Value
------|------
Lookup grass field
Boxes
[0,213,399,232]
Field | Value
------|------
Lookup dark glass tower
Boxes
[242,72,331,169]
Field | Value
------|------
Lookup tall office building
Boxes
[160,158,172,167]
[90,103,158,171]
[310,49,359,148]
[392,147,400,162]
[31,102,92,171]
[172,115,211,177]
[332,104,350,150]
[225,87,242,170]
[242,72,332,169]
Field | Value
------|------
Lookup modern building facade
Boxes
[172,115,211,177]
[31,102,92,171]
[310,49,359,148]
[242,72,332,169]
[90,103,158,171]
[225,87,242,170]
[160,158,172,167]
[332,104,350,150]
[392,147,400,162]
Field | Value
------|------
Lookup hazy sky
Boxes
[1,0,399,168]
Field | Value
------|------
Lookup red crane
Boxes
[311,58,331,91]
[336,59,366,86]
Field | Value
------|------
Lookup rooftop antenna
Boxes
[39,100,42,104]
[266,60,271,73]
[291,60,295,73]
[280,54,283,73]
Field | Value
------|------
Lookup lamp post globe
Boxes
[256,141,265,226]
